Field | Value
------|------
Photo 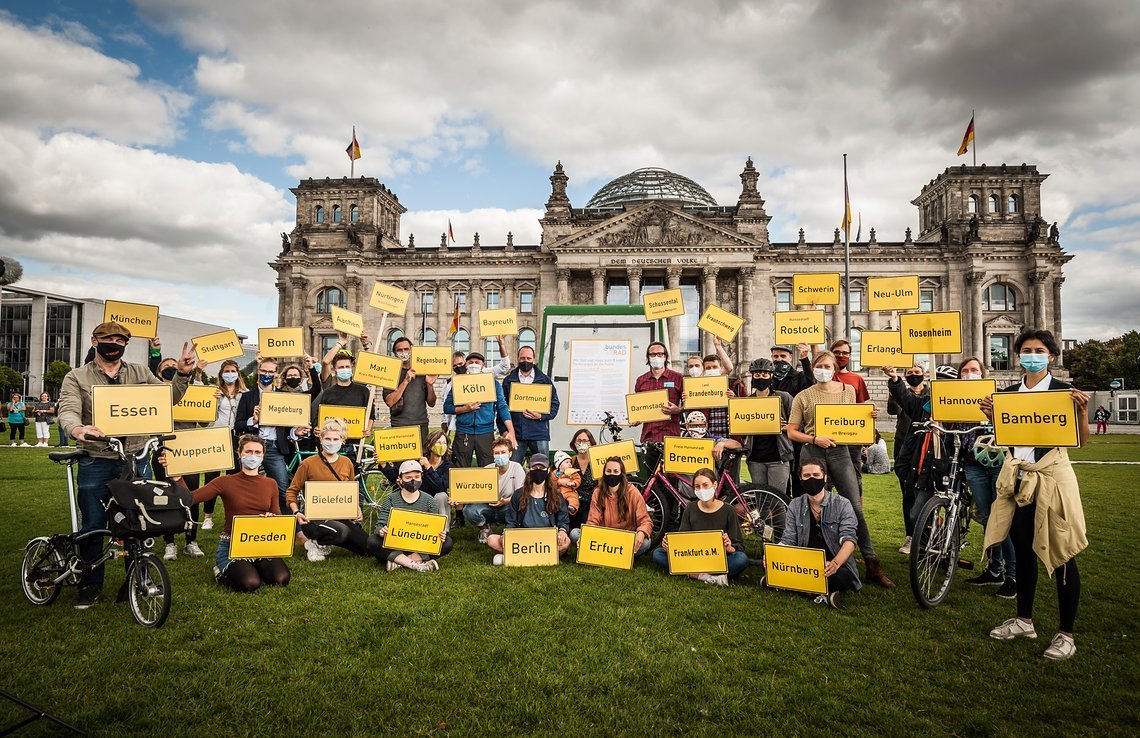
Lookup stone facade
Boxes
[272,160,1070,391]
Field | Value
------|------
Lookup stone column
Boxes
[739,266,755,362]
[29,295,46,392]
[829,303,844,347]
[557,268,570,305]
[591,268,607,305]
[666,267,683,366]
[290,277,307,335]
[701,266,719,355]
[406,281,419,345]
[470,280,484,354]
[967,271,985,361]
[503,279,516,357]
[276,279,287,326]
[435,281,448,347]
[753,264,775,357]
[1032,270,1047,331]
[345,275,361,314]
[1052,276,1065,367]
[627,267,642,305]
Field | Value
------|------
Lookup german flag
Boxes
[346,127,361,161]
[956,115,975,156]
[449,294,461,335]
[447,219,456,244]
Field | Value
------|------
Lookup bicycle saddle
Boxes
[48,450,87,463]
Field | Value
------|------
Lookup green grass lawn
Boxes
[1,439,1137,736]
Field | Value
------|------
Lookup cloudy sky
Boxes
[1,0,1137,341]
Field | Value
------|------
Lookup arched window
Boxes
[423,328,437,346]
[849,328,863,371]
[332,205,342,223]
[1007,194,1019,213]
[982,283,1016,311]
[315,287,346,314]
[519,328,537,352]
[968,195,979,214]
[483,337,501,365]
[350,205,360,223]
[386,328,405,355]
[455,329,470,354]
[988,194,999,213]
[315,205,325,223]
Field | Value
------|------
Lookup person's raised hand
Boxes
[177,342,198,373]
[882,365,897,379]
[796,342,810,359]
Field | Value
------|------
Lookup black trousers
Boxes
[1010,499,1080,632]
[453,431,494,468]
[377,533,454,562]
[300,520,381,558]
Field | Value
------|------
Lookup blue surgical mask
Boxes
[1019,354,1050,374]
[240,454,263,470]
[493,453,509,468]
[258,373,275,386]
[336,368,353,382]
[221,371,239,384]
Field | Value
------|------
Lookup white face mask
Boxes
[813,368,834,383]
[395,351,411,362]
[575,443,590,454]
[649,357,666,370]
[695,486,715,502]
[687,366,703,377]
[703,368,721,377]
[961,371,983,380]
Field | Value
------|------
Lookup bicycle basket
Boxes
[972,435,1006,469]
[106,478,194,538]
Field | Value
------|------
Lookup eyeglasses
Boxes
[648,352,667,357]
[832,350,851,356]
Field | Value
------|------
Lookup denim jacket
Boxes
[779,491,862,590]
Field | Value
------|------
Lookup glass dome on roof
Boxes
[585,167,719,209]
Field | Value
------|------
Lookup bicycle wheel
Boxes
[643,485,671,550]
[734,484,791,559]
[21,539,64,606]
[127,554,171,628]
[910,496,960,609]
[359,471,391,534]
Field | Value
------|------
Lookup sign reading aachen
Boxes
[330,305,365,337]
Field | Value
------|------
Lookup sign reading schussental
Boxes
[642,288,686,321]
[92,384,173,437]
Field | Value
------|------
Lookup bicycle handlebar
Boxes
[912,420,991,435]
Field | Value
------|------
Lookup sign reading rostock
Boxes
[171,384,217,424]
[991,390,1079,448]
[92,384,173,437]
[372,426,422,463]
[448,467,499,504]
[163,426,234,476]
[383,508,446,556]
[258,327,305,357]
[192,329,244,364]
[774,310,826,345]
[258,392,311,428]
[103,300,159,340]
[228,515,295,559]
[764,543,827,595]
[642,288,686,321]
[814,403,875,445]
[929,379,996,424]
[792,273,841,306]
[665,530,727,575]
[899,310,962,354]
[303,481,359,520]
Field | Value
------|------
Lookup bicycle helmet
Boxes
[935,365,958,379]
[972,434,1006,469]
[683,411,708,438]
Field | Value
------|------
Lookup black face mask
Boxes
[96,341,125,361]
[751,377,772,393]
[453,364,466,374]
[801,477,827,497]
[905,374,925,387]
[529,469,549,484]
[602,473,622,488]
[159,367,177,381]
[772,360,792,380]
[400,479,422,493]
[517,361,534,373]
[284,376,303,389]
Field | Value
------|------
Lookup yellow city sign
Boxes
[625,389,669,424]
[303,481,359,520]
[258,327,305,357]
[665,530,727,575]
[369,282,410,316]
[503,527,560,567]
[228,515,295,559]
[451,371,497,404]
[383,508,447,556]
[697,304,744,342]
[642,288,686,321]
[258,392,311,428]
[727,396,783,435]
[992,390,1079,448]
[509,383,552,415]
[171,384,217,424]
[575,525,636,571]
[162,427,234,476]
[663,436,715,475]
[478,308,519,336]
[859,330,913,368]
[411,346,453,376]
[372,426,422,462]
[815,403,875,445]
[102,300,159,339]
[764,543,827,595]
[92,384,173,437]
[866,275,920,312]
[774,310,826,345]
[330,305,365,337]
[899,310,962,354]
[317,404,368,439]
[684,375,728,409]
[929,379,996,424]
[792,273,841,305]
[192,329,243,364]
[353,351,402,389]
[588,439,639,478]
[448,467,500,504]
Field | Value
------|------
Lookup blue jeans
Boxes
[56,423,68,446]
[262,442,289,512]
[569,529,652,556]
[77,455,152,590]
[463,503,509,528]
[964,464,1016,579]
[216,536,234,574]
[651,547,750,577]
[511,439,549,464]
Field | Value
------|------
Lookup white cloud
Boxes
[402,208,544,248]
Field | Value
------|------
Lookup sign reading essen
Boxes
[411,346,453,376]
[866,275,921,312]
[764,543,827,595]
[369,282,410,316]
[929,379,996,424]
[665,530,727,575]
[625,389,669,424]
[792,273,841,305]
[684,375,729,409]
[163,427,234,476]
[727,396,783,435]
[774,310,826,345]
[103,300,159,339]
[991,390,1079,448]
[587,439,639,478]
[192,329,244,364]
[509,383,552,415]
[258,327,305,357]
[814,404,875,445]
[663,436,715,475]
[353,351,402,389]
[642,288,686,321]
[899,310,962,354]
[575,525,636,570]
[258,392,311,428]
[448,467,500,504]
[372,426,422,462]
[317,404,368,439]
[478,308,519,336]
[383,508,447,556]
[697,304,744,342]
[503,528,560,567]
[303,481,359,520]
[858,330,912,368]
[92,384,173,437]
[228,515,296,559]
[451,371,497,404]
[330,305,365,337]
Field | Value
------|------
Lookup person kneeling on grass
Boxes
[463,436,525,543]
[570,457,652,556]
[651,468,749,587]
[163,435,291,593]
[776,458,861,609]
[486,453,571,564]
[287,418,381,562]
[375,460,454,573]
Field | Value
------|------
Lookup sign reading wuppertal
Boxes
[258,392,311,428]
[665,530,728,575]
[503,528,560,567]
[228,515,295,559]
[642,288,686,321]
[163,427,234,476]
[858,330,912,368]
[103,300,159,339]
[303,481,359,520]
[258,327,305,357]
[576,525,636,571]
[929,379,996,424]
[92,384,173,437]
[663,437,715,475]
[814,404,875,445]
[866,275,921,312]
[899,311,962,354]
[727,396,783,435]
[352,351,402,389]
[697,304,744,342]
[448,467,500,504]
[369,282,410,316]
[372,426,422,462]
[991,390,1080,448]
[792,273,841,305]
[774,310,826,345]
[171,384,217,424]
[383,508,447,556]
[764,543,828,595]
[192,329,244,364]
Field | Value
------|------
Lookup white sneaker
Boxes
[386,560,400,572]
[410,561,434,573]
[989,617,1037,640]
[317,543,333,557]
[10,442,15,447]
[163,543,178,561]
[201,517,214,531]
[898,536,912,555]
[1043,633,1076,661]
[699,573,729,587]
[19,442,29,447]
[184,542,205,558]
[304,539,327,562]
[492,554,504,566]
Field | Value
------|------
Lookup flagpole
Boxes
[350,126,356,178]
[972,109,976,166]
[843,153,851,338]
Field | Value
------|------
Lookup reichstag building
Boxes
[272,159,1069,377]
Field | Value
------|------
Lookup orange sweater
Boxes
[586,483,652,537]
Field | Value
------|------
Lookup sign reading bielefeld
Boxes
[304,481,359,520]
[92,384,173,437]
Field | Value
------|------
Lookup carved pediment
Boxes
[984,314,1023,332]
[309,316,335,331]
[554,203,760,250]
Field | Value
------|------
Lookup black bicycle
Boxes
[909,420,989,609]
[20,436,176,628]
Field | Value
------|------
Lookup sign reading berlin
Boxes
[503,528,560,567]
[792,273,841,305]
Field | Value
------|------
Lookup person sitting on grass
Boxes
[651,467,748,586]
[571,456,652,556]
[164,434,291,593]
[463,436,525,543]
[420,429,456,531]
[486,453,571,564]
[776,458,861,609]
[287,418,378,562]
[375,460,454,573]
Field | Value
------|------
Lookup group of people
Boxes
[5,392,65,447]
[49,316,1089,660]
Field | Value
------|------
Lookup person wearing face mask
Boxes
[311,351,372,452]
[685,355,704,378]
[714,358,795,494]
[776,459,861,609]
[788,351,893,588]
[284,418,374,562]
[770,343,814,397]
[829,339,869,402]
[979,329,1089,661]
[682,355,746,451]
[486,454,571,563]
[199,359,248,531]
[501,346,561,464]
[463,437,525,543]
[651,467,749,585]
[235,357,308,513]
[440,351,468,434]
[383,336,438,453]
[374,460,453,572]
[418,430,456,530]
[57,322,196,609]
[444,352,515,468]
[631,342,685,476]
[318,330,372,386]
[167,435,290,593]
[152,357,207,562]
[882,363,932,556]
[572,457,652,555]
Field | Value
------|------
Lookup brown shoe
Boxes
[865,556,896,589]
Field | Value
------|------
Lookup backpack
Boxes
[105,474,195,538]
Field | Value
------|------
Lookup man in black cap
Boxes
[770,342,814,396]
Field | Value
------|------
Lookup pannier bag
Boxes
[106,478,194,538]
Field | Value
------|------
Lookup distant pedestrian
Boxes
[1093,405,1109,435]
